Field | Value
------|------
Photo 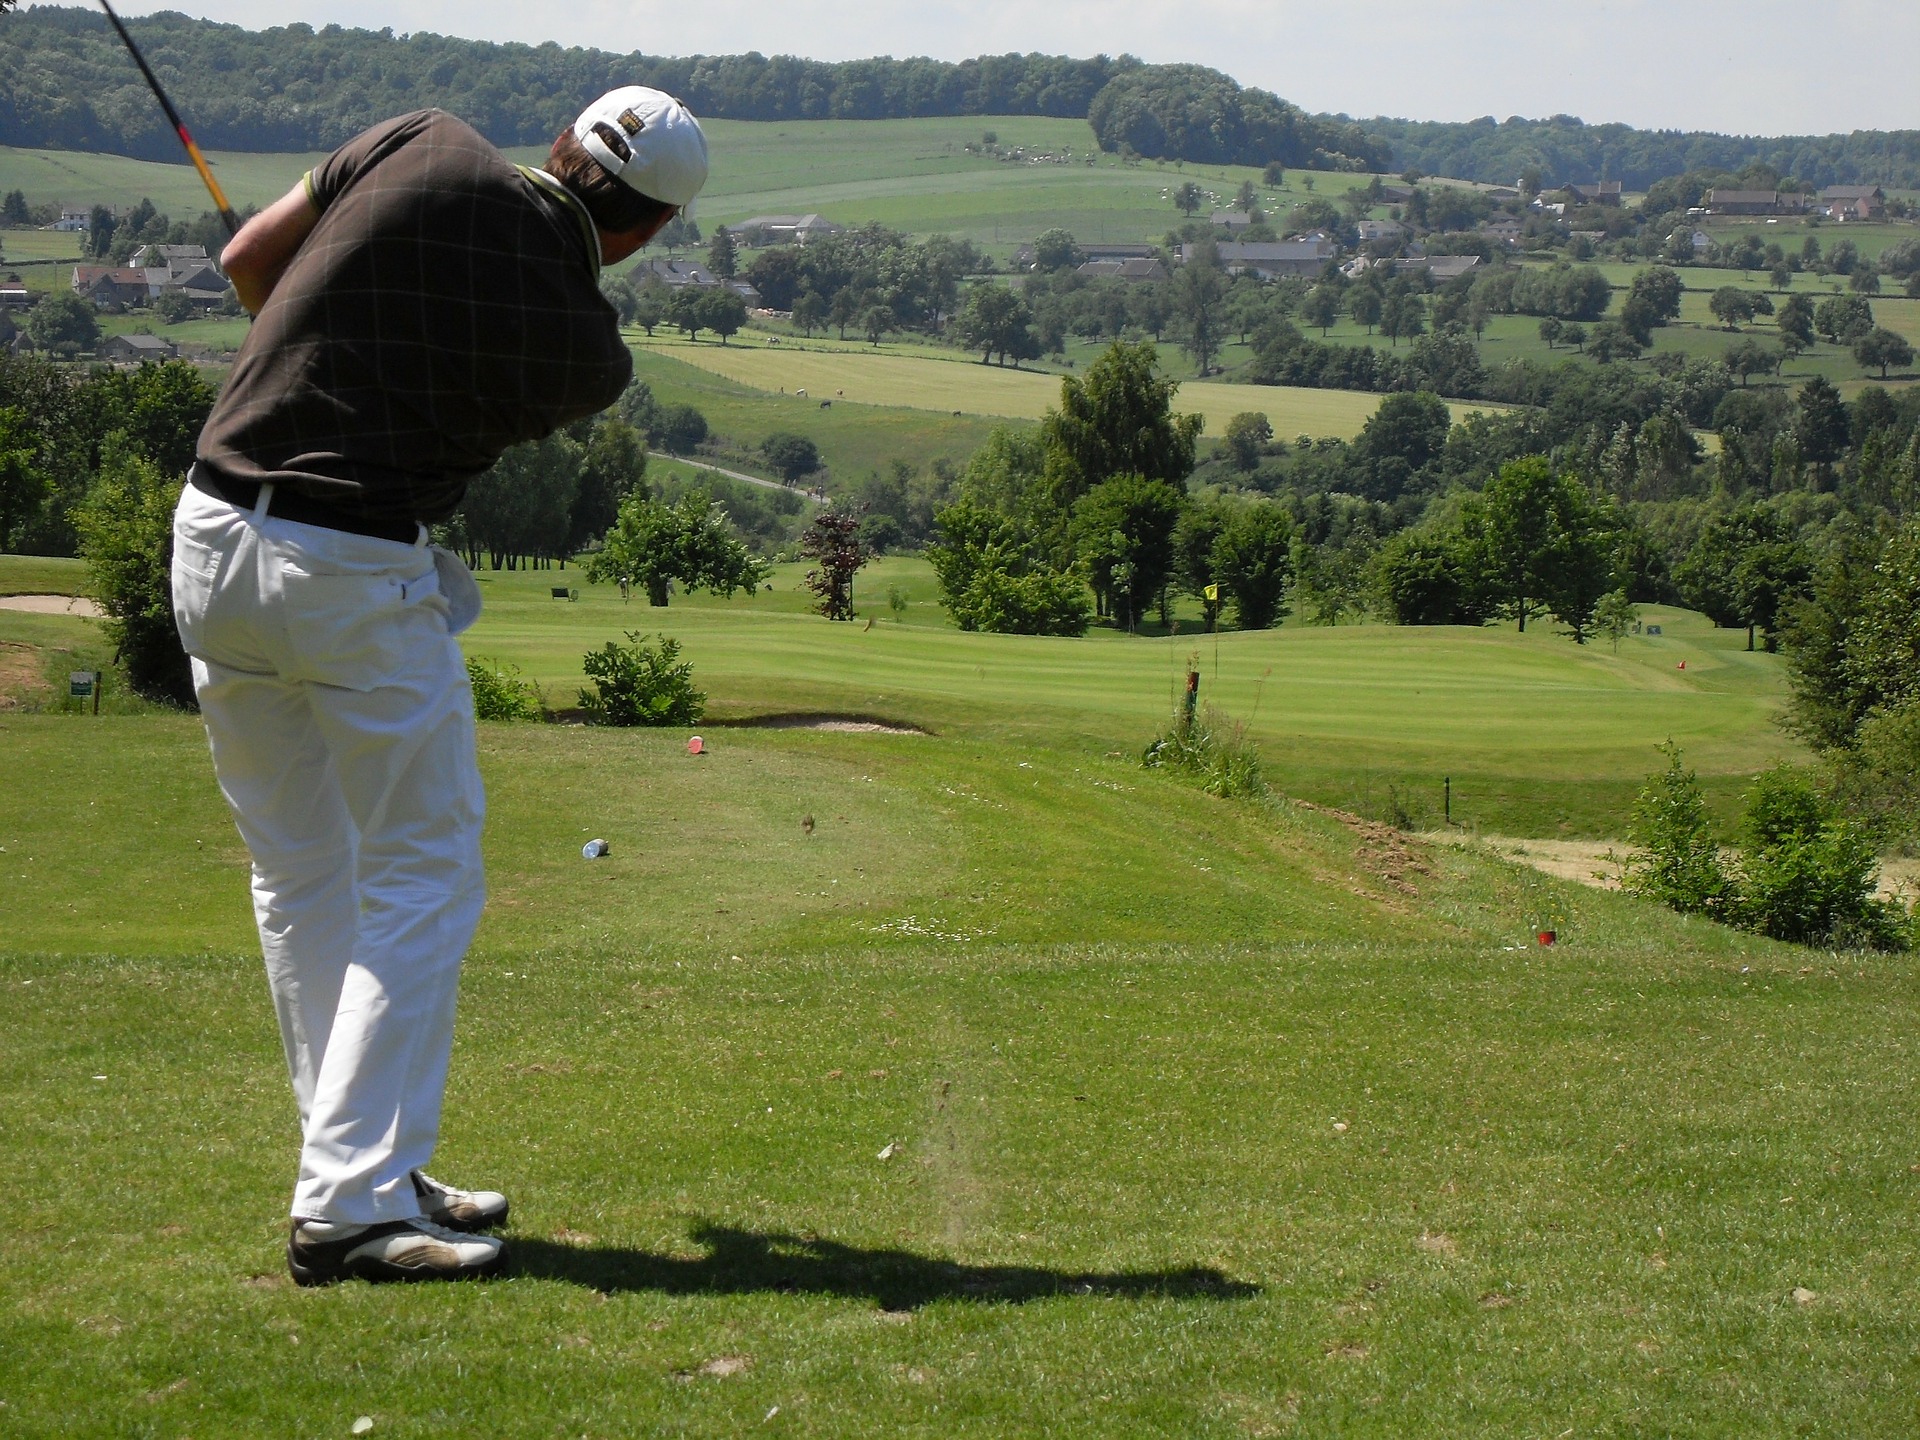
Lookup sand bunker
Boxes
[0,594,102,617]
[724,713,926,735]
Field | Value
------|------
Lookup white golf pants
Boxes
[171,479,484,1224]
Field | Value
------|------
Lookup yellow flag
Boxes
[1204,584,1219,602]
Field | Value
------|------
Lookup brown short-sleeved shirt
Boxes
[197,110,632,527]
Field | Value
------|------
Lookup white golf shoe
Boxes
[287,1215,507,1286]
[411,1170,510,1232]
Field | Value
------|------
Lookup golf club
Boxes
[95,0,239,237]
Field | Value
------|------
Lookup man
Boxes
[171,90,707,1285]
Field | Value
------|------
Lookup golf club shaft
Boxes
[96,0,239,237]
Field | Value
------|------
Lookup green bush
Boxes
[73,444,195,708]
[465,657,543,721]
[1623,743,1731,918]
[1143,705,1267,800]
[950,561,1092,636]
[1828,700,1920,854]
[1625,748,1911,950]
[578,631,703,727]
[1733,765,1910,950]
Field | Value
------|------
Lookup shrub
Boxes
[73,444,195,708]
[949,560,1091,636]
[578,632,703,727]
[1733,765,1909,950]
[1143,704,1267,800]
[1622,743,1731,918]
[465,657,543,721]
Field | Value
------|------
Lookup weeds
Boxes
[1143,704,1267,799]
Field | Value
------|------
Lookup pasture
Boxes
[631,333,1467,440]
[3,558,1916,1436]
[0,117,1366,253]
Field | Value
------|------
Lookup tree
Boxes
[585,489,769,606]
[707,225,737,280]
[1211,502,1294,629]
[1299,285,1340,335]
[1070,472,1187,629]
[1262,162,1286,187]
[569,418,648,553]
[1040,341,1202,506]
[1538,315,1565,349]
[0,189,28,225]
[1770,262,1793,292]
[760,431,821,484]
[694,286,746,344]
[1478,456,1617,637]
[1794,375,1850,474]
[955,285,1038,367]
[1356,390,1450,499]
[631,277,668,335]
[1594,588,1638,652]
[1372,530,1487,626]
[1849,268,1881,295]
[1349,285,1383,334]
[1708,286,1762,330]
[1032,228,1082,271]
[1814,293,1873,343]
[653,403,709,454]
[1627,265,1684,325]
[1776,293,1815,353]
[800,506,871,620]
[156,277,209,321]
[1585,321,1643,365]
[0,406,47,551]
[861,304,892,346]
[791,290,826,338]
[1380,290,1426,346]
[1171,247,1225,373]
[1853,327,1913,378]
[461,431,580,569]
[1222,411,1272,472]
[1174,181,1204,217]
[1674,504,1814,650]
[1725,337,1779,387]
[24,291,99,353]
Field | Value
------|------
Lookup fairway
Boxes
[6,547,1918,1435]
[633,336,1496,438]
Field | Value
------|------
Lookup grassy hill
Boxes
[1,116,1368,251]
[3,567,1914,1435]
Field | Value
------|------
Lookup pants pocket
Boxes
[170,529,225,656]
[282,563,443,691]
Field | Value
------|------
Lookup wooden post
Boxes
[1444,775,1451,827]
[1184,669,1200,725]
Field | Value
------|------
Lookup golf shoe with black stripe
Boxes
[287,1216,507,1286]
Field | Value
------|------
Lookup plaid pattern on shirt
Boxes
[198,110,632,529]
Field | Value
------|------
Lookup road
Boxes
[662,454,824,504]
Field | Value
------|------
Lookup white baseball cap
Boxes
[573,86,709,219]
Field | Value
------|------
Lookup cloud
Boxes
[120,0,1920,135]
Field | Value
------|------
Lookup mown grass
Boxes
[5,541,1916,1434]
[2,705,1916,1436]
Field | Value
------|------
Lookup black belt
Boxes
[190,468,420,545]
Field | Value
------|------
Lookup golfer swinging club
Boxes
[171,92,707,1284]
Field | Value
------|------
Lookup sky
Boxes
[115,0,1920,137]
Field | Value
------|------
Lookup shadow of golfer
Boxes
[509,1222,1257,1310]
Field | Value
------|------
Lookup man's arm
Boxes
[222,181,321,316]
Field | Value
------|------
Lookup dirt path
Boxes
[1440,833,1918,904]
[0,594,101,617]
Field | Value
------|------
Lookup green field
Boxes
[1,117,1371,252]
[5,558,1917,1436]
[632,332,1485,441]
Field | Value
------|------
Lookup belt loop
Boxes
[253,482,275,523]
